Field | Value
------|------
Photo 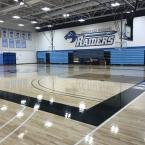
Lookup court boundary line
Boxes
[38,79,103,101]
[0,106,26,130]
[31,79,101,102]
[74,91,145,145]
[0,110,36,144]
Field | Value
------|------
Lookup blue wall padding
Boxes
[37,51,48,63]
[111,47,145,65]
[0,53,16,65]
[3,53,16,65]
[0,54,3,64]
[36,46,145,65]
[49,52,69,64]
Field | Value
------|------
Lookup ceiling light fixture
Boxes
[0,20,4,23]
[19,1,24,6]
[126,10,133,14]
[47,24,53,28]
[78,18,85,22]
[19,0,25,5]
[35,27,41,30]
[41,7,51,12]
[12,15,20,19]
[14,0,24,5]
[63,13,70,18]
[31,21,38,24]
[126,11,131,14]
[18,24,24,27]
[111,2,120,7]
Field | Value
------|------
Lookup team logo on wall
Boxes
[64,30,117,47]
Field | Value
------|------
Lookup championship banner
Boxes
[9,39,15,48]
[0,29,1,38]
[21,31,26,40]
[2,38,8,48]
[1,28,8,38]
[27,32,32,40]
[16,39,21,48]
[21,40,26,48]
[9,29,14,39]
[15,31,21,39]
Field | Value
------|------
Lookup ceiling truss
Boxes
[0,0,145,31]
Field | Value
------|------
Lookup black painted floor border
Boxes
[0,81,145,126]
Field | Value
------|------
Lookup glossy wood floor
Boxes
[0,64,145,145]
[77,92,145,145]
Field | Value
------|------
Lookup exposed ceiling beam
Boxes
[0,0,42,14]
[42,0,113,19]
[23,0,91,18]
[39,6,145,29]
[123,0,135,9]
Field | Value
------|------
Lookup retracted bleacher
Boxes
[47,51,73,64]
[74,50,104,64]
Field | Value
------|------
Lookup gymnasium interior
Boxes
[0,0,145,145]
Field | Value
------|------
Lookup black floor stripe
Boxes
[0,81,145,126]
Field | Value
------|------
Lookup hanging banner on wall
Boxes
[2,38,8,48]
[21,31,26,40]
[9,39,15,48]
[9,29,14,39]
[27,32,32,40]
[1,28,8,38]
[64,30,117,47]
[15,31,21,39]
[16,39,21,48]
[0,30,1,38]
[21,40,26,48]
[0,27,32,49]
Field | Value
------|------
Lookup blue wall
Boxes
[0,54,3,65]
[37,51,48,63]
[110,47,145,65]
[0,53,16,65]
[37,46,145,65]
[49,52,69,64]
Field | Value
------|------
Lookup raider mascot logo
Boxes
[64,30,117,47]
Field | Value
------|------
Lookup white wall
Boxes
[36,32,52,51]
[36,16,145,51]
[127,16,145,47]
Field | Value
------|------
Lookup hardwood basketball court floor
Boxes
[0,64,145,145]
